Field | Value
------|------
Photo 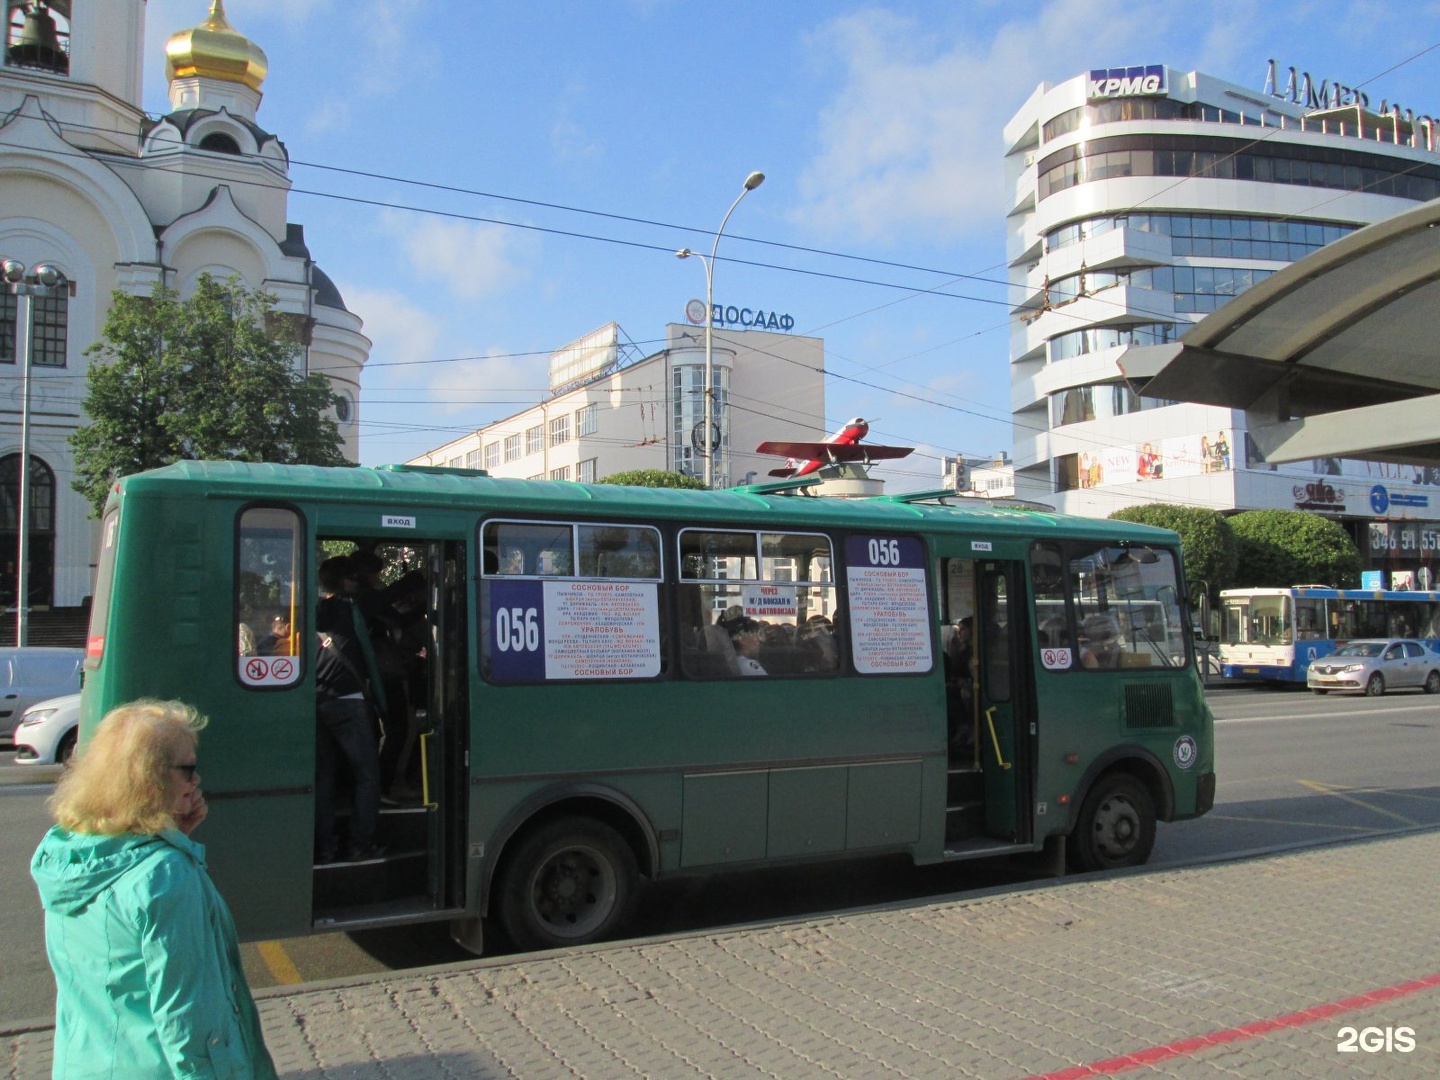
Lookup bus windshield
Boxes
[1223,595,1291,645]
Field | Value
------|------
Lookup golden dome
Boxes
[165,1,268,93]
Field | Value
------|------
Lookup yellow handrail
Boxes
[419,731,438,809]
[985,706,1012,770]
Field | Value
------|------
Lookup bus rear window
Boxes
[235,507,304,688]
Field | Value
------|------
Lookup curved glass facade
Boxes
[1042,97,1253,143]
[1048,322,1177,363]
[1045,212,1354,258]
[1047,265,1276,314]
[1050,383,1177,426]
[1038,134,1440,202]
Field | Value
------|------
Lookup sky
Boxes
[141,0,1440,489]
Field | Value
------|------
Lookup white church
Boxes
[0,0,369,619]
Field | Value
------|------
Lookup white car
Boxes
[11,693,81,766]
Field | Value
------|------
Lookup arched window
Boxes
[198,131,242,155]
[0,453,56,608]
[0,453,54,533]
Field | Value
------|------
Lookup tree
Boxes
[1228,510,1361,588]
[71,275,348,516]
[1108,504,1238,600]
[596,469,707,490]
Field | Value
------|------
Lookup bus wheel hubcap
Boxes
[1094,797,1138,857]
[534,848,615,933]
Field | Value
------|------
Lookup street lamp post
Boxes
[676,170,764,488]
[2,259,62,647]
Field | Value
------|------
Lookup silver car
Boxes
[1307,639,1440,697]
[0,647,84,745]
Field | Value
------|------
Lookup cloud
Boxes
[380,212,537,301]
[343,286,441,386]
[793,0,1186,245]
[344,285,548,422]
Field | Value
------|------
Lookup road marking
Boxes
[1022,971,1440,1079]
[256,940,304,985]
[1296,779,1420,826]
[1216,701,1440,724]
[1204,812,1373,831]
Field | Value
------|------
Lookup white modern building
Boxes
[1004,64,1440,541]
[411,321,826,488]
[0,1,370,614]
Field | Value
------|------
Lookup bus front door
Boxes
[311,538,469,930]
[941,558,1032,852]
[976,562,1029,843]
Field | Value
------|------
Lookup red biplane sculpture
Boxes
[756,417,914,479]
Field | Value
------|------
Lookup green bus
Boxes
[80,461,1215,954]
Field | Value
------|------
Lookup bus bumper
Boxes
[1196,772,1216,815]
[1220,663,1300,683]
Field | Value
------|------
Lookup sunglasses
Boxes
[172,763,199,781]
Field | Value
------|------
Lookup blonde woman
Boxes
[30,700,276,1079]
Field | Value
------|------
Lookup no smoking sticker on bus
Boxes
[238,655,300,687]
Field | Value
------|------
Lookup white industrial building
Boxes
[410,321,826,488]
[1004,64,1440,534]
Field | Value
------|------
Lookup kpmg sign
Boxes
[1088,65,1166,100]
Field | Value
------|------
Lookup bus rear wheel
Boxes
[497,817,638,952]
[1069,774,1156,873]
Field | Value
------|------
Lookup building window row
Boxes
[1038,134,1440,202]
[1050,383,1179,427]
[1045,212,1354,260]
[1046,265,1277,314]
[484,442,500,469]
[504,434,521,462]
[1048,322,1177,363]
[1041,97,1256,143]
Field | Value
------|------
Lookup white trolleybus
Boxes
[1218,585,1440,683]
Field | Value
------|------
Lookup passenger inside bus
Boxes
[730,620,768,676]
[1079,615,1123,669]
[944,617,975,749]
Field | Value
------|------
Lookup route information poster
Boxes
[844,536,933,675]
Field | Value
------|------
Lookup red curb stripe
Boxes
[1025,972,1440,1079]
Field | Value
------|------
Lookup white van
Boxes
[0,647,84,745]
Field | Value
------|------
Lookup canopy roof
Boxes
[1120,197,1440,466]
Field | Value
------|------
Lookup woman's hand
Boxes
[175,789,208,835]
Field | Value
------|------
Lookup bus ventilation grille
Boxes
[1124,683,1176,729]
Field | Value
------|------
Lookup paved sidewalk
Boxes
[7,831,1440,1079]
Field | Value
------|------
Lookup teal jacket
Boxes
[30,826,277,1080]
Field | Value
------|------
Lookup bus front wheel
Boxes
[1069,774,1156,873]
[497,817,638,952]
